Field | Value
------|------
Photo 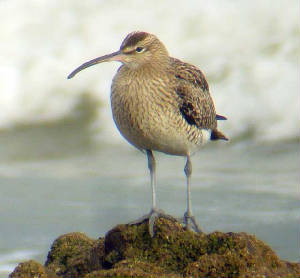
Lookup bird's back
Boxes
[171,57,228,142]
[171,58,216,129]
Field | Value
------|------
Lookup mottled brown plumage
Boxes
[172,57,228,141]
[173,58,215,128]
[68,31,228,236]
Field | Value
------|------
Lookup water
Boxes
[0,0,299,276]
[0,140,299,276]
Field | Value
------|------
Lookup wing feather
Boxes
[171,57,217,130]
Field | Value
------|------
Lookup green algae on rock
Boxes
[85,259,182,278]
[9,260,58,278]
[9,217,300,278]
[45,232,97,277]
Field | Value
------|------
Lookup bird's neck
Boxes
[124,57,170,78]
[113,61,173,96]
[123,65,171,88]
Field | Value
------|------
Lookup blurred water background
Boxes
[0,0,299,276]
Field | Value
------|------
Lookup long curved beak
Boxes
[67,50,123,79]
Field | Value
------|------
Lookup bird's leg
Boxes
[183,155,203,233]
[148,149,157,211]
[128,150,175,237]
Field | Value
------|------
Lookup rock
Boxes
[102,218,300,277]
[89,238,105,271]
[45,232,96,277]
[9,260,58,278]
[9,217,300,278]
[85,259,182,278]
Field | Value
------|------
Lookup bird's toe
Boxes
[128,208,176,237]
[183,212,203,234]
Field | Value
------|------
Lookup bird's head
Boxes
[118,31,169,68]
[68,31,169,79]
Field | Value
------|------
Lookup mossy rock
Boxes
[103,217,208,272]
[9,260,58,278]
[103,219,300,277]
[45,232,97,277]
[9,217,300,278]
[85,259,182,278]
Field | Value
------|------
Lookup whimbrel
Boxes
[68,31,228,236]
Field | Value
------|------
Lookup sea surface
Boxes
[0,0,299,276]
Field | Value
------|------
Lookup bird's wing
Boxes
[171,57,217,131]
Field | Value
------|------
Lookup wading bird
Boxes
[68,31,228,236]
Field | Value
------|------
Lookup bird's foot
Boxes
[183,212,203,234]
[128,208,176,237]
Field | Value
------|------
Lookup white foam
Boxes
[0,0,298,143]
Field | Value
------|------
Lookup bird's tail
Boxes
[211,129,228,141]
[216,114,227,120]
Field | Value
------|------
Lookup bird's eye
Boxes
[135,47,144,53]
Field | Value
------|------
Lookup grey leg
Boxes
[128,150,175,237]
[183,155,202,233]
[147,149,157,210]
